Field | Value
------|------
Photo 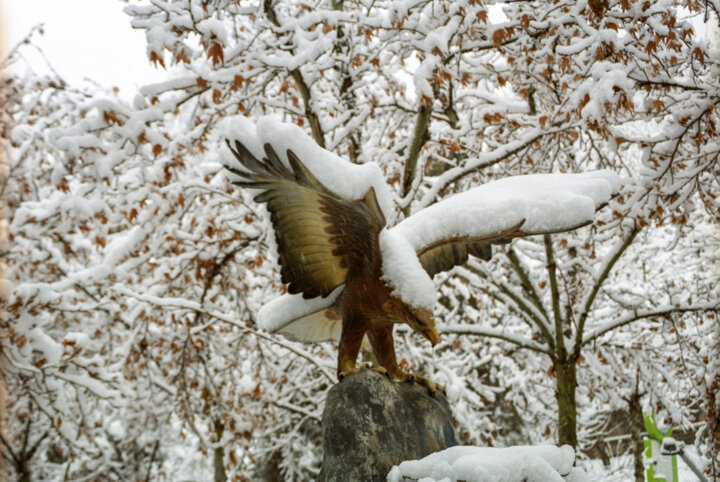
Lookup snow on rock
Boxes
[387,445,588,482]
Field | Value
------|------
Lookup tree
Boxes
[403,0,720,448]
[1,32,327,480]
[3,0,718,479]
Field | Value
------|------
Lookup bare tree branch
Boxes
[574,224,641,358]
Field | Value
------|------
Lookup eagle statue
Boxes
[222,117,621,391]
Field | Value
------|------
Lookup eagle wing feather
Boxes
[225,140,384,299]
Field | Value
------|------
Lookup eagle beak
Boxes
[424,326,440,347]
[411,308,440,347]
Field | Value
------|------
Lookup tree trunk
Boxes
[554,357,578,448]
[213,420,227,482]
[628,390,645,482]
[17,460,31,482]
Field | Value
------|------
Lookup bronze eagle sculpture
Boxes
[223,119,621,391]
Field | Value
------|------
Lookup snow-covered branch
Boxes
[441,325,548,354]
[459,263,556,347]
[418,127,564,210]
[506,248,552,324]
[582,302,720,347]
[117,288,336,383]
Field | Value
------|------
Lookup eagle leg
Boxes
[337,315,368,380]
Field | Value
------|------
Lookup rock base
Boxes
[319,369,458,481]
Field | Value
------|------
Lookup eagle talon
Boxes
[356,363,388,376]
[409,373,442,393]
[338,366,361,380]
[385,369,442,392]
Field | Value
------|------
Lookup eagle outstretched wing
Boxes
[224,140,386,299]
[415,222,520,278]
[414,217,602,277]
[398,172,622,280]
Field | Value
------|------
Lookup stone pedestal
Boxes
[319,369,458,481]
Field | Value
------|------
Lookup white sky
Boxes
[2,0,166,97]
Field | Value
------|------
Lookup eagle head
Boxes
[382,299,439,347]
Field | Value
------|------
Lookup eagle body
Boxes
[336,268,394,377]
[224,139,440,387]
[336,261,436,382]
[222,119,621,391]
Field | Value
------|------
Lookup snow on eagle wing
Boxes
[225,140,385,299]
[415,213,600,278]
[396,171,623,279]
